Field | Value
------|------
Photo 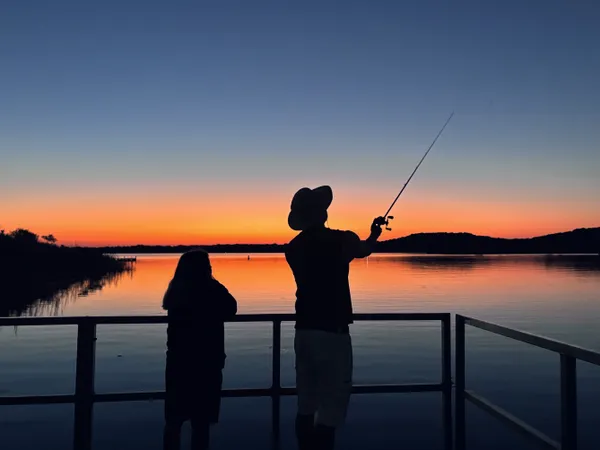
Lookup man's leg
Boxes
[295,413,315,450]
[313,423,336,450]
[314,332,353,450]
[190,418,210,450]
[294,330,318,450]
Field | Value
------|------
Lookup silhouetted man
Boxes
[285,186,383,450]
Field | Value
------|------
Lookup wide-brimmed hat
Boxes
[287,185,333,231]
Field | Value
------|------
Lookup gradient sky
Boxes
[1,1,599,245]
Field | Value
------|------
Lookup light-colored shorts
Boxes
[294,329,353,427]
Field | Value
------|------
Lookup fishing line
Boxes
[379,112,454,231]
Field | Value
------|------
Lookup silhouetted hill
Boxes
[95,228,600,255]
[376,228,600,254]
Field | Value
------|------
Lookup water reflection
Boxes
[381,254,600,274]
[386,255,492,271]
[540,254,600,274]
[4,254,599,319]
[1,266,135,317]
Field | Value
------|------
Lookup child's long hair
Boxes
[162,249,213,310]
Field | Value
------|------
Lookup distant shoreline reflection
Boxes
[376,253,600,273]
[2,267,135,317]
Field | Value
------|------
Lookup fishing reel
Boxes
[384,216,394,231]
[374,216,394,231]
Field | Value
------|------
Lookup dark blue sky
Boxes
[1,1,599,243]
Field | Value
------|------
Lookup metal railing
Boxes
[0,313,452,450]
[455,315,600,450]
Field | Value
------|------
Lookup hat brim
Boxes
[288,186,333,231]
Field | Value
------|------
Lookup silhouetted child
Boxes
[162,250,237,450]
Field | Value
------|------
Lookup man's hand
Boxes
[369,216,386,241]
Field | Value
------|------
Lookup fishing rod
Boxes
[377,111,454,231]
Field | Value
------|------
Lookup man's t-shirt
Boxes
[285,227,363,332]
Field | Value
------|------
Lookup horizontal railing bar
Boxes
[0,317,80,326]
[354,313,449,321]
[461,315,600,366]
[0,383,444,406]
[95,383,445,402]
[0,313,449,327]
[464,390,559,450]
[352,383,443,394]
[94,314,294,325]
[95,389,268,402]
[0,394,75,406]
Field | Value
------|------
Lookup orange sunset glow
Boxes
[2,187,597,246]
[0,192,596,246]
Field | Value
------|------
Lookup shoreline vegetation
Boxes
[0,229,132,316]
[95,228,600,255]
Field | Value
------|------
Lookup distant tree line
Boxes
[376,228,600,254]
[1,228,58,247]
[97,243,285,254]
[95,228,600,255]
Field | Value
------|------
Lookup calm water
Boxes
[1,253,599,449]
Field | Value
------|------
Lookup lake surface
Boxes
[1,253,599,449]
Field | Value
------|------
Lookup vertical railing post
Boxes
[271,320,282,445]
[455,315,466,450]
[441,314,453,450]
[73,318,96,450]
[560,354,577,450]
